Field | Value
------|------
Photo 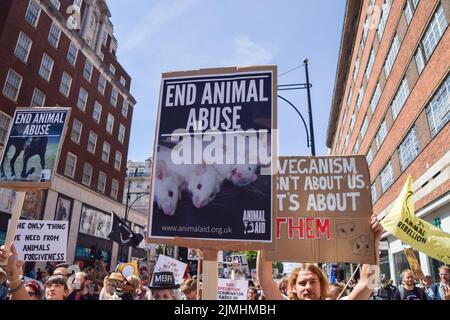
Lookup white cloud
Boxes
[121,0,200,52]
[227,35,274,67]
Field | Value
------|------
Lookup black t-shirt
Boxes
[394,286,427,300]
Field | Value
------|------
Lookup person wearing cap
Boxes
[148,271,181,300]
[99,272,124,300]
[24,280,41,300]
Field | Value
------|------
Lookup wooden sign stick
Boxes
[1,191,26,265]
[196,249,201,300]
[202,249,218,300]
[337,264,361,300]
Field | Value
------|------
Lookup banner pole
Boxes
[196,249,201,300]
[202,249,218,300]
[1,191,26,264]
[337,264,360,300]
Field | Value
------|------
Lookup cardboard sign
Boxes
[217,278,248,300]
[13,220,68,262]
[0,107,70,191]
[147,66,277,251]
[266,156,376,264]
[154,254,187,285]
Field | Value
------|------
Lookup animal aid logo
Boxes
[243,210,266,234]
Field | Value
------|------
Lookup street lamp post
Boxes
[277,58,316,156]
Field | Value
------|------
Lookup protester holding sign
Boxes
[257,213,383,300]
[0,243,29,300]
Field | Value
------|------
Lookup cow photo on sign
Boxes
[0,107,70,190]
[148,66,277,248]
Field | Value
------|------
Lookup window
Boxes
[356,86,365,110]
[384,34,400,77]
[344,132,350,153]
[50,0,61,10]
[352,139,360,154]
[25,0,41,27]
[421,5,447,61]
[39,53,54,81]
[380,161,394,193]
[370,82,382,113]
[77,87,88,111]
[118,124,126,144]
[353,57,360,82]
[93,102,102,123]
[399,127,420,171]
[87,131,97,154]
[67,42,78,66]
[2,69,23,102]
[98,51,104,62]
[360,116,369,138]
[347,86,353,108]
[377,0,392,40]
[349,113,356,131]
[64,153,77,178]
[366,148,374,166]
[111,179,119,199]
[14,32,32,63]
[71,119,82,144]
[391,78,410,119]
[74,0,82,8]
[102,142,110,163]
[97,171,107,193]
[83,60,93,82]
[98,75,106,95]
[404,1,413,25]
[115,151,122,170]
[0,112,12,146]
[122,100,129,118]
[48,22,61,48]
[102,30,108,46]
[426,74,450,137]
[111,88,118,107]
[371,183,377,204]
[31,88,46,107]
[415,49,425,74]
[376,119,387,150]
[82,162,93,186]
[106,114,114,134]
[120,76,126,87]
[109,64,116,75]
[365,48,375,80]
[361,14,370,50]
[59,72,72,97]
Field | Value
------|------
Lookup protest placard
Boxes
[404,248,425,281]
[188,248,198,260]
[147,66,277,251]
[154,254,187,285]
[12,220,68,262]
[0,107,70,191]
[223,253,250,276]
[266,156,376,264]
[217,279,248,300]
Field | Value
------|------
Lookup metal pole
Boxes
[303,58,316,156]
[120,179,131,262]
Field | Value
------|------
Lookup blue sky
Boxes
[107,0,346,161]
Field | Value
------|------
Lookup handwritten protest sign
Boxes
[217,279,248,300]
[13,220,68,262]
[154,254,187,285]
[0,107,70,191]
[147,66,277,251]
[266,156,376,264]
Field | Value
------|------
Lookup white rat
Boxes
[154,160,181,216]
[157,148,221,209]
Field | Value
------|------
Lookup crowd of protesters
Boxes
[1,212,449,301]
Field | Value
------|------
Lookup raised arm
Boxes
[256,251,282,300]
[346,213,383,300]
[0,243,30,300]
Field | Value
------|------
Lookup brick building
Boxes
[0,0,146,270]
[327,0,449,284]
